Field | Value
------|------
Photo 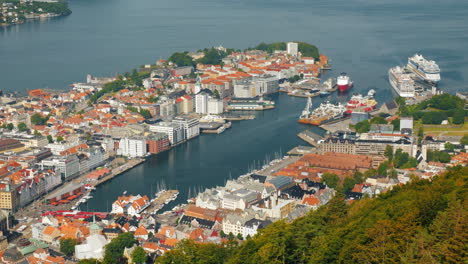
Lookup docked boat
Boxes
[336,72,353,92]
[319,90,331,97]
[298,97,346,125]
[345,90,378,114]
[406,54,440,83]
[388,66,416,97]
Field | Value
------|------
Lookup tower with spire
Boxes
[194,74,202,94]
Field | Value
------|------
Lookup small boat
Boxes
[319,90,330,97]
[123,191,127,195]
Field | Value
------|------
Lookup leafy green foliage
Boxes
[17,122,28,132]
[212,89,220,99]
[370,116,387,125]
[31,113,48,125]
[444,142,455,152]
[56,135,64,142]
[155,166,467,264]
[156,240,237,264]
[89,80,125,103]
[252,42,320,60]
[60,238,79,256]
[354,120,370,133]
[103,232,136,264]
[196,48,228,65]
[422,111,448,124]
[391,118,400,131]
[427,150,451,163]
[399,94,465,125]
[168,51,195,67]
[377,161,390,176]
[47,135,54,143]
[147,96,159,103]
[461,135,468,146]
[78,259,101,264]
[393,148,417,168]
[384,145,393,161]
[321,173,339,189]
[127,106,152,119]
[288,75,302,83]
[452,109,465,124]
[131,246,147,264]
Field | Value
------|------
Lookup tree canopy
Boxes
[321,173,339,189]
[252,41,320,60]
[168,51,195,67]
[131,246,147,264]
[31,113,48,125]
[399,93,466,125]
[60,238,79,256]
[103,232,136,264]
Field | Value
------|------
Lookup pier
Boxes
[223,115,255,121]
[142,190,179,215]
[297,130,323,147]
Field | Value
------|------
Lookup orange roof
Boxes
[302,196,320,206]
[163,238,179,247]
[143,241,158,251]
[134,226,149,236]
[43,226,58,236]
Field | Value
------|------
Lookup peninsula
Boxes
[0,0,71,26]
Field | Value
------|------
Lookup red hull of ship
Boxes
[338,84,350,92]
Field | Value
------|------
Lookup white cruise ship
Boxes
[388,66,415,97]
[407,54,440,83]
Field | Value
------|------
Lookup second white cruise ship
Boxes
[388,66,415,97]
[407,54,441,83]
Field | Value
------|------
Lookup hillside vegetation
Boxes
[156,166,467,264]
[252,42,320,60]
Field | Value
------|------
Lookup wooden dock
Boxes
[142,190,179,215]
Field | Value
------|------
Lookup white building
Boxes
[83,147,106,171]
[222,189,259,211]
[41,155,80,179]
[233,75,279,98]
[400,116,414,132]
[149,122,185,145]
[75,234,108,260]
[172,117,200,140]
[46,140,80,155]
[195,92,209,114]
[287,42,298,56]
[118,137,147,157]
[208,98,224,114]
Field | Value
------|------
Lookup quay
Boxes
[297,130,323,147]
[319,118,353,133]
[223,115,255,121]
[142,190,179,215]
[93,158,145,188]
[287,145,318,156]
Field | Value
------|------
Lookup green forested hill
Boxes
[251,42,320,60]
[156,166,467,264]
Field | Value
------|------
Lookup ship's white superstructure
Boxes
[388,66,415,97]
[336,72,353,92]
[407,54,440,83]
